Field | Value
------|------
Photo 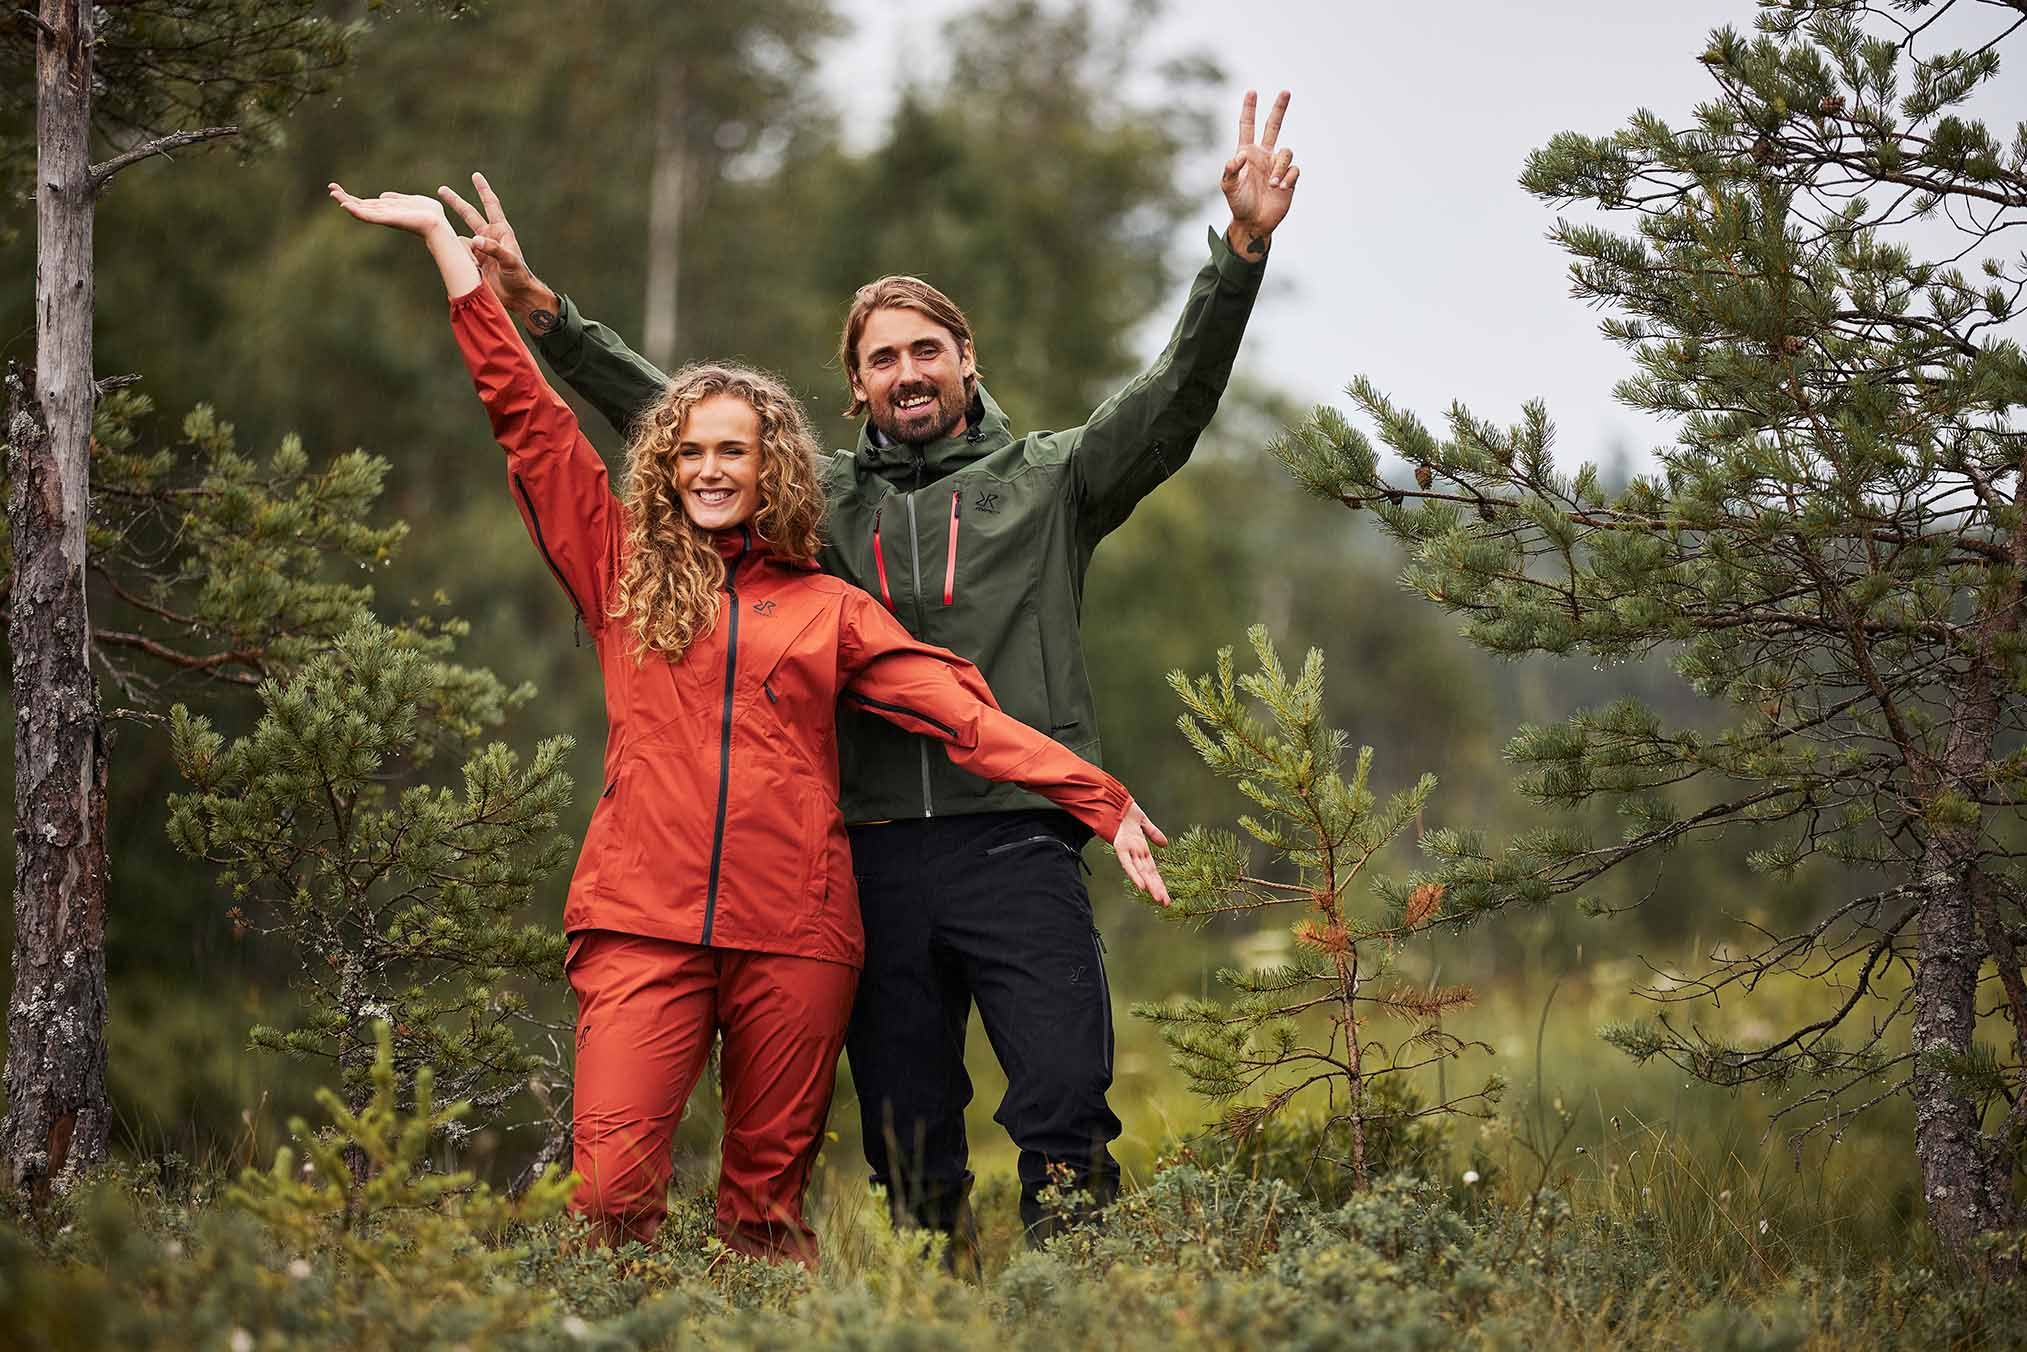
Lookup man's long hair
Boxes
[609,364,826,660]
[837,275,978,417]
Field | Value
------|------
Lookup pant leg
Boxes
[566,930,719,1246]
[844,822,979,1244]
[936,813,1123,1244]
[713,948,858,1268]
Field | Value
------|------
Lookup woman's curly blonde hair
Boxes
[609,363,827,660]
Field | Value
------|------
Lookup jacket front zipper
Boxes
[700,529,750,944]
[513,473,586,645]
[903,479,934,817]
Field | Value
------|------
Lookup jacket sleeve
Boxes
[835,587,1132,841]
[1069,226,1267,543]
[530,292,671,442]
[449,284,620,633]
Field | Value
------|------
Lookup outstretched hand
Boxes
[1111,799,1171,907]
[437,173,558,328]
[328,181,478,297]
[1222,90,1298,258]
[328,182,450,236]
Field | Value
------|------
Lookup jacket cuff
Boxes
[1209,224,1268,290]
[532,292,588,371]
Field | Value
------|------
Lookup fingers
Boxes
[1260,89,1290,151]
[1236,88,1256,149]
[1221,153,1244,186]
[438,184,486,233]
[473,171,507,224]
[1268,147,1294,189]
[1129,846,1171,907]
[1281,164,1301,194]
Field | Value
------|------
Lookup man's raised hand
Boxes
[1222,90,1298,259]
[437,172,559,330]
[1111,799,1172,908]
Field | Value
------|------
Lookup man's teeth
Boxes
[897,394,932,409]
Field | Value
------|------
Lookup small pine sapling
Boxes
[1135,626,1502,1188]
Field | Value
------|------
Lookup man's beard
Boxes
[872,378,968,446]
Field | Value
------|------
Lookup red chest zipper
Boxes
[942,490,961,605]
[871,504,895,610]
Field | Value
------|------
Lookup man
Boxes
[444,88,1298,1257]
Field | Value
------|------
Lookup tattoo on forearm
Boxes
[1245,234,1268,258]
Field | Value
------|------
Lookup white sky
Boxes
[826,0,2027,469]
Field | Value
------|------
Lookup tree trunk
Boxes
[642,63,689,372]
[4,0,111,1202]
[1911,636,2018,1261]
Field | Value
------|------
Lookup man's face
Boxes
[851,306,975,446]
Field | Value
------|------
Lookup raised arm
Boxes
[438,173,670,442]
[1069,90,1299,543]
[836,588,1170,903]
[328,183,620,635]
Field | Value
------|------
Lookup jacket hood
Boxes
[853,383,1014,482]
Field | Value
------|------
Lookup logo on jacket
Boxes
[752,600,777,615]
[974,491,1001,514]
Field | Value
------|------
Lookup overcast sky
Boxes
[825,0,2027,469]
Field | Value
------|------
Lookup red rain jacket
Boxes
[450,285,1132,968]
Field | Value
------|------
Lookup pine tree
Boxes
[166,620,574,1170]
[1,0,468,1202]
[1135,627,1499,1189]
[1274,1,2027,1263]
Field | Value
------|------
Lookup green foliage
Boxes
[0,1,477,240]
[1137,626,1499,1187]
[166,619,573,1128]
[1273,0,2027,1225]
[228,1021,575,1325]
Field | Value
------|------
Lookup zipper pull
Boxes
[573,611,583,648]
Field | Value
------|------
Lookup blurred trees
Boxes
[1274,1,2027,1264]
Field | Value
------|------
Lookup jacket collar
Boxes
[711,524,821,573]
[853,383,1013,482]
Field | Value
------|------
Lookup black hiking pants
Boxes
[845,808,1122,1253]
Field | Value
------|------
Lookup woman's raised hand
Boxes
[328,182,455,236]
[327,182,479,297]
[1111,799,1171,907]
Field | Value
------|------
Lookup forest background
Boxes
[0,0,1991,1308]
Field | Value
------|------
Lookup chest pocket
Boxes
[746,599,837,769]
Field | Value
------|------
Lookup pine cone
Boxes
[1415,464,1435,490]
[1819,94,1845,117]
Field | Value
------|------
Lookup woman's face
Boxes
[676,394,763,532]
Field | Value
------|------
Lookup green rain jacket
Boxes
[532,227,1266,825]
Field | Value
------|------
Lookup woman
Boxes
[328,183,1169,1266]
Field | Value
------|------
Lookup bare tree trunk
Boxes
[4,0,111,1202]
[642,63,690,372]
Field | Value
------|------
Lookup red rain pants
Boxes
[566,929,857,1264]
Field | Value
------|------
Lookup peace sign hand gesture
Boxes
[1222,90,1298,259]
